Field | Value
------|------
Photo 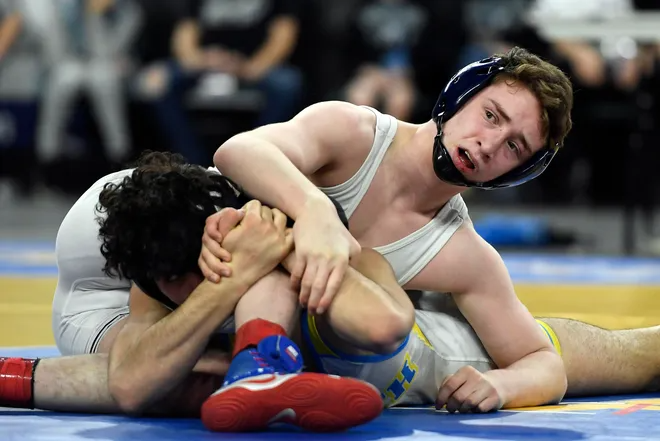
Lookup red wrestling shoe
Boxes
[201,371,383,432]
[200,335,382,432]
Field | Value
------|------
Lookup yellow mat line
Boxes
[1,278,659,346]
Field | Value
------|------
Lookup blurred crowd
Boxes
[0,0,660,206]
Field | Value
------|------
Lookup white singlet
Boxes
[305,106,561,406]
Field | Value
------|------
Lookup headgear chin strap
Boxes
[432,57,559,190]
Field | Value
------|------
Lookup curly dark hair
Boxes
[96,151,248,282]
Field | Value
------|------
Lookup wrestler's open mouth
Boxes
[458,148,475,170]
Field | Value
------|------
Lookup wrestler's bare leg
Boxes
[30,353,223,416]
[541,317,660,397]
[17,317,221,416]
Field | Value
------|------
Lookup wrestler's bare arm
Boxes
[213,101,376,219]
[211,101,378,313]
[107,281,247,413]
[108,201,293,414]
[408,224,567,409]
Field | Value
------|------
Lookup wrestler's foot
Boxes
[201,372,383,432]
[200,336,383,432]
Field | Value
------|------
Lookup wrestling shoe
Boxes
[200,335,383,432]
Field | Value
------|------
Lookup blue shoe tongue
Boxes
[222,335,304,387]
[223,349,275,386]
[257,335,303,374]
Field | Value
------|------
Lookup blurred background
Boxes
[1,0,660,346]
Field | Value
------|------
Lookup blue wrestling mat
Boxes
[2,347,660,441]
[0,241,57,277]
[3,241,660,440]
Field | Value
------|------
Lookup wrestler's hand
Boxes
[436,366,504,414]
[221,200,293,284]
[291,200,361,315]
[199,207,245,282]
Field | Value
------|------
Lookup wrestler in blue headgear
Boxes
[432,54,566,190]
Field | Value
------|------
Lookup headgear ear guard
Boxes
[432,57,560,190]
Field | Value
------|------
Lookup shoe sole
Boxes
[201,373,383,432]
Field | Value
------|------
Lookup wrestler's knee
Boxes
[364,305,414,355]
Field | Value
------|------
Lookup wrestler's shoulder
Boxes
[69,168,136,204]
[296,101,376,131]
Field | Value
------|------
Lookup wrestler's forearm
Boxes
[485,349,567,409]
[213,134,333,220]
[109,280,247,413]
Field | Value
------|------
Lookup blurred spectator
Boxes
[0,1,43,199]
[528,0,645,205]
[131,0,186,66]
[629,0,660,250]
[0,0,44,102]
[0,1,25,201]
[136,0,303,165]
[342,0,428,120]
[332,0,466,123]
[33,0,142,166]
[409,0,467,119]
[458,0,531,68]
[530,0,642,91]
[0,1,20,66]
[631,0,660,78]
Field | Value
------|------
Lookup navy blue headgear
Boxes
[432,57,560,190]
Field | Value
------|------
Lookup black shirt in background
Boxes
[185,0,301,56]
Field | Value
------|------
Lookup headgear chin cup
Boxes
[432,57,559,190]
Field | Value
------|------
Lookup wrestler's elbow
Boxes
[108,369,151,415]
[538,348,567,405]
[549,351,568,404]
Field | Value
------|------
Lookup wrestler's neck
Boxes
[385,120,466,215]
